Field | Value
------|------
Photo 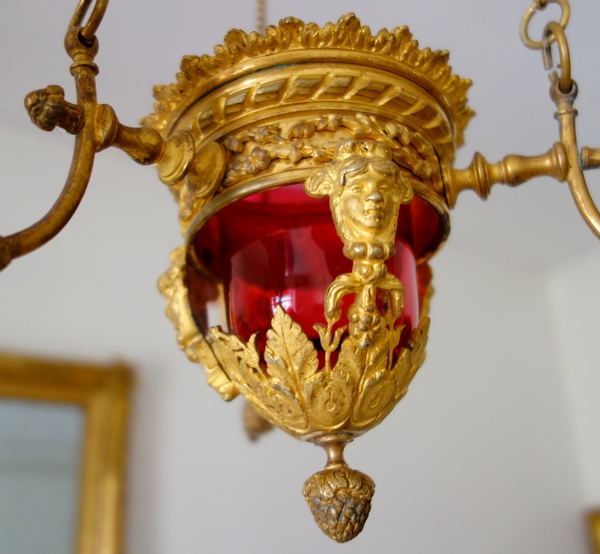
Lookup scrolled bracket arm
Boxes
[444,76,600,240]
[456,0,600,241]
[1,0,196,272]
[443,143,568,208]
[550,80,600,239]
[0,27,100,272]
[94,104,195,184]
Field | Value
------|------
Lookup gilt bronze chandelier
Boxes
[1,0,598,543]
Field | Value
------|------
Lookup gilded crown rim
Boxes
[142,13,474,146]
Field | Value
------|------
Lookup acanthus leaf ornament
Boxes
[204,304,429,438]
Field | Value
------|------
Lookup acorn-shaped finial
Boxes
[302,436,375,543]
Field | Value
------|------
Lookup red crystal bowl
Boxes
[188,183,445,349]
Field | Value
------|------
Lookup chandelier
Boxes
[1,0,598,543]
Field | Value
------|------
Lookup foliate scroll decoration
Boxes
[222,113,438,188]
[184,138,429,438]
[158,246,238,401]
[177,142,227,226]
[207,306,429,439]
[157,244,429,417]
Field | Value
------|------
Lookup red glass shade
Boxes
[189,183,444,351]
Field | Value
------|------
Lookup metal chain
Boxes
[520,0,573,93]
[520,0,570,50]
[542,21,572,93]
[521,0,600,238]
[256,0,266,34]
[69,0,109,44]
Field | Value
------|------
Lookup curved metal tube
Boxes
[543,22,600,239]
[0,14,102,271]
[0,0,187,271]
[566,153,600,239]
[1,71,96,268]
[457,0,600,242]
[553,84,600,238]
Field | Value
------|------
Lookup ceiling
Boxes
[1,0,599,272]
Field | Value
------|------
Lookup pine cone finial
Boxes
[303,464,375,543]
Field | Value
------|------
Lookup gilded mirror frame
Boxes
[0,352,133,554]
[591,510,600,554]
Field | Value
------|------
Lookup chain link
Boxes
[520,0,570,50]
[543,21,572,93]
[69,0,109,44]
[256,0,266,34]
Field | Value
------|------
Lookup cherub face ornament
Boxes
[305,139,415,346]
[306,139,413,262]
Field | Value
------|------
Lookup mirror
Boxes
[0,399,84,553]
[0,353,132,554]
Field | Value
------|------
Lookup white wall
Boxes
[547,253,600,508]
[0,125,593,553]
